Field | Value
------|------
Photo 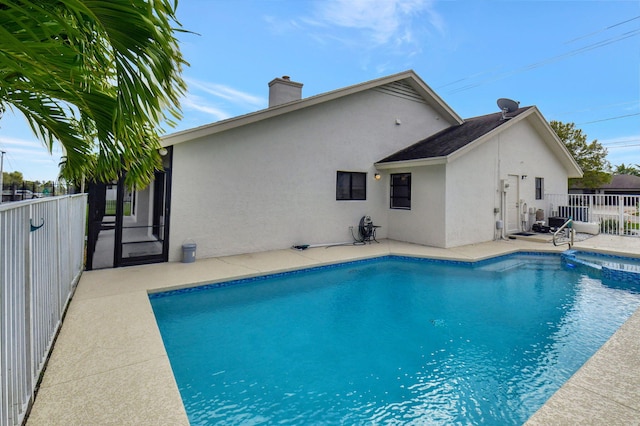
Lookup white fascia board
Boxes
[374,157,447,169]
[405,72,463,125]
[444,107,583,178]
[162,70,463,147]
[527,108,583,178]
[161,103,299,146]
[446,110,529,164]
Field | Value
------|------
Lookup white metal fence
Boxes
[0,194,87,426]
[546,193,640,236]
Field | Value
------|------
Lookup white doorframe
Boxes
[506,174,520,234]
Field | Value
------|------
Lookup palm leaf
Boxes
[0,0,188,188]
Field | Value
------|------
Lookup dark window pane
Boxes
[336,172,351,200]
[392,186,410,198]
[351,173,366,200]
[393,197,411,208]
[390,173,411,209]
[535,177,544,200]
[336,171,366,200]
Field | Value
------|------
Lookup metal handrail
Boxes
[553,218,574,248]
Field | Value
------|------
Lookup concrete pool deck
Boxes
[26,236,640,425]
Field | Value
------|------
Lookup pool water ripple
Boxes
[150,255,640,425]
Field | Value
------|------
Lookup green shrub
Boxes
[600,218,619,234]
[600,218,639,235]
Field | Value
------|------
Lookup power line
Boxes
[606,143,640,149]
[601,139,640,146]
[564,15,640,44]
[578,112,640,125]
[555,100,639,116]
[438,13,640,95]
[436,66,503,89]
[445,27,640,95]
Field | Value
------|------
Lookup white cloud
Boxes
[186,78,265,108]
[181,94,232,121]
[311,0,442,47]
[0,136,60,157]
[0,136,41,149]
[0,136,61,181]
[264,15,305,34]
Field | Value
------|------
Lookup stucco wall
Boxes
[386,165,447,247]
[444,118,570,247]
[133,182,152,232]
[168,89,451,260]
[444,140,500,247]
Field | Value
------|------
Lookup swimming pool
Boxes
[150,253,640,425]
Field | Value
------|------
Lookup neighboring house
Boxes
[570,174,640,196]
[86,70,582,268]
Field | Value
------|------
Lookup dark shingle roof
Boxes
[603,174,640,189]
[571,174,640,190]
[378,107,532,163]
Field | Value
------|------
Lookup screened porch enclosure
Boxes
[86,166,172,270]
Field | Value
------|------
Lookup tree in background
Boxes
[613,163,640,177]
[1,170,61,195]
[2,170,23,187]
[550,120,611,189]
[0,0,187,188]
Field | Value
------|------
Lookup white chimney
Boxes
[268,76,303,107]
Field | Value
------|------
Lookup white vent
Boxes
[374,81,425,104]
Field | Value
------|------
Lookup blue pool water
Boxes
[150,254,640,425]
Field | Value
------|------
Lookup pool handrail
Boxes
[553,218,574,248]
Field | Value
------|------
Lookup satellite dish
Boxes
[497,98,520,119]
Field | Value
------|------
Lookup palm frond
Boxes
[0,0,188,188]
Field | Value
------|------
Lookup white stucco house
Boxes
[86,70,582,268]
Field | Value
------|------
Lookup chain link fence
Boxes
[1,182,81,202]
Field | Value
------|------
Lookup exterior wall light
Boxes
[159,147,168,156]
[374,173,381,180]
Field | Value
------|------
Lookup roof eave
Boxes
[447,111,530,163]
[404,72,463,125]
[375,157,448,169]
[162,70,463,147]
[375,107,584,179]
[526,107,583,178]
[446,107,582,178]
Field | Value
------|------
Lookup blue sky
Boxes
[1,0,638,182]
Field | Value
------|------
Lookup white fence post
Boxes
[546,193,640,236]
[618,195,625,235]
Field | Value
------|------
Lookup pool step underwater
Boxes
[562,250,640,285]
[476,256,557,273]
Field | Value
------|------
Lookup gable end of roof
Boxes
[376,106,583,179]
[377,107,532,164]
[162,70,462,147]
